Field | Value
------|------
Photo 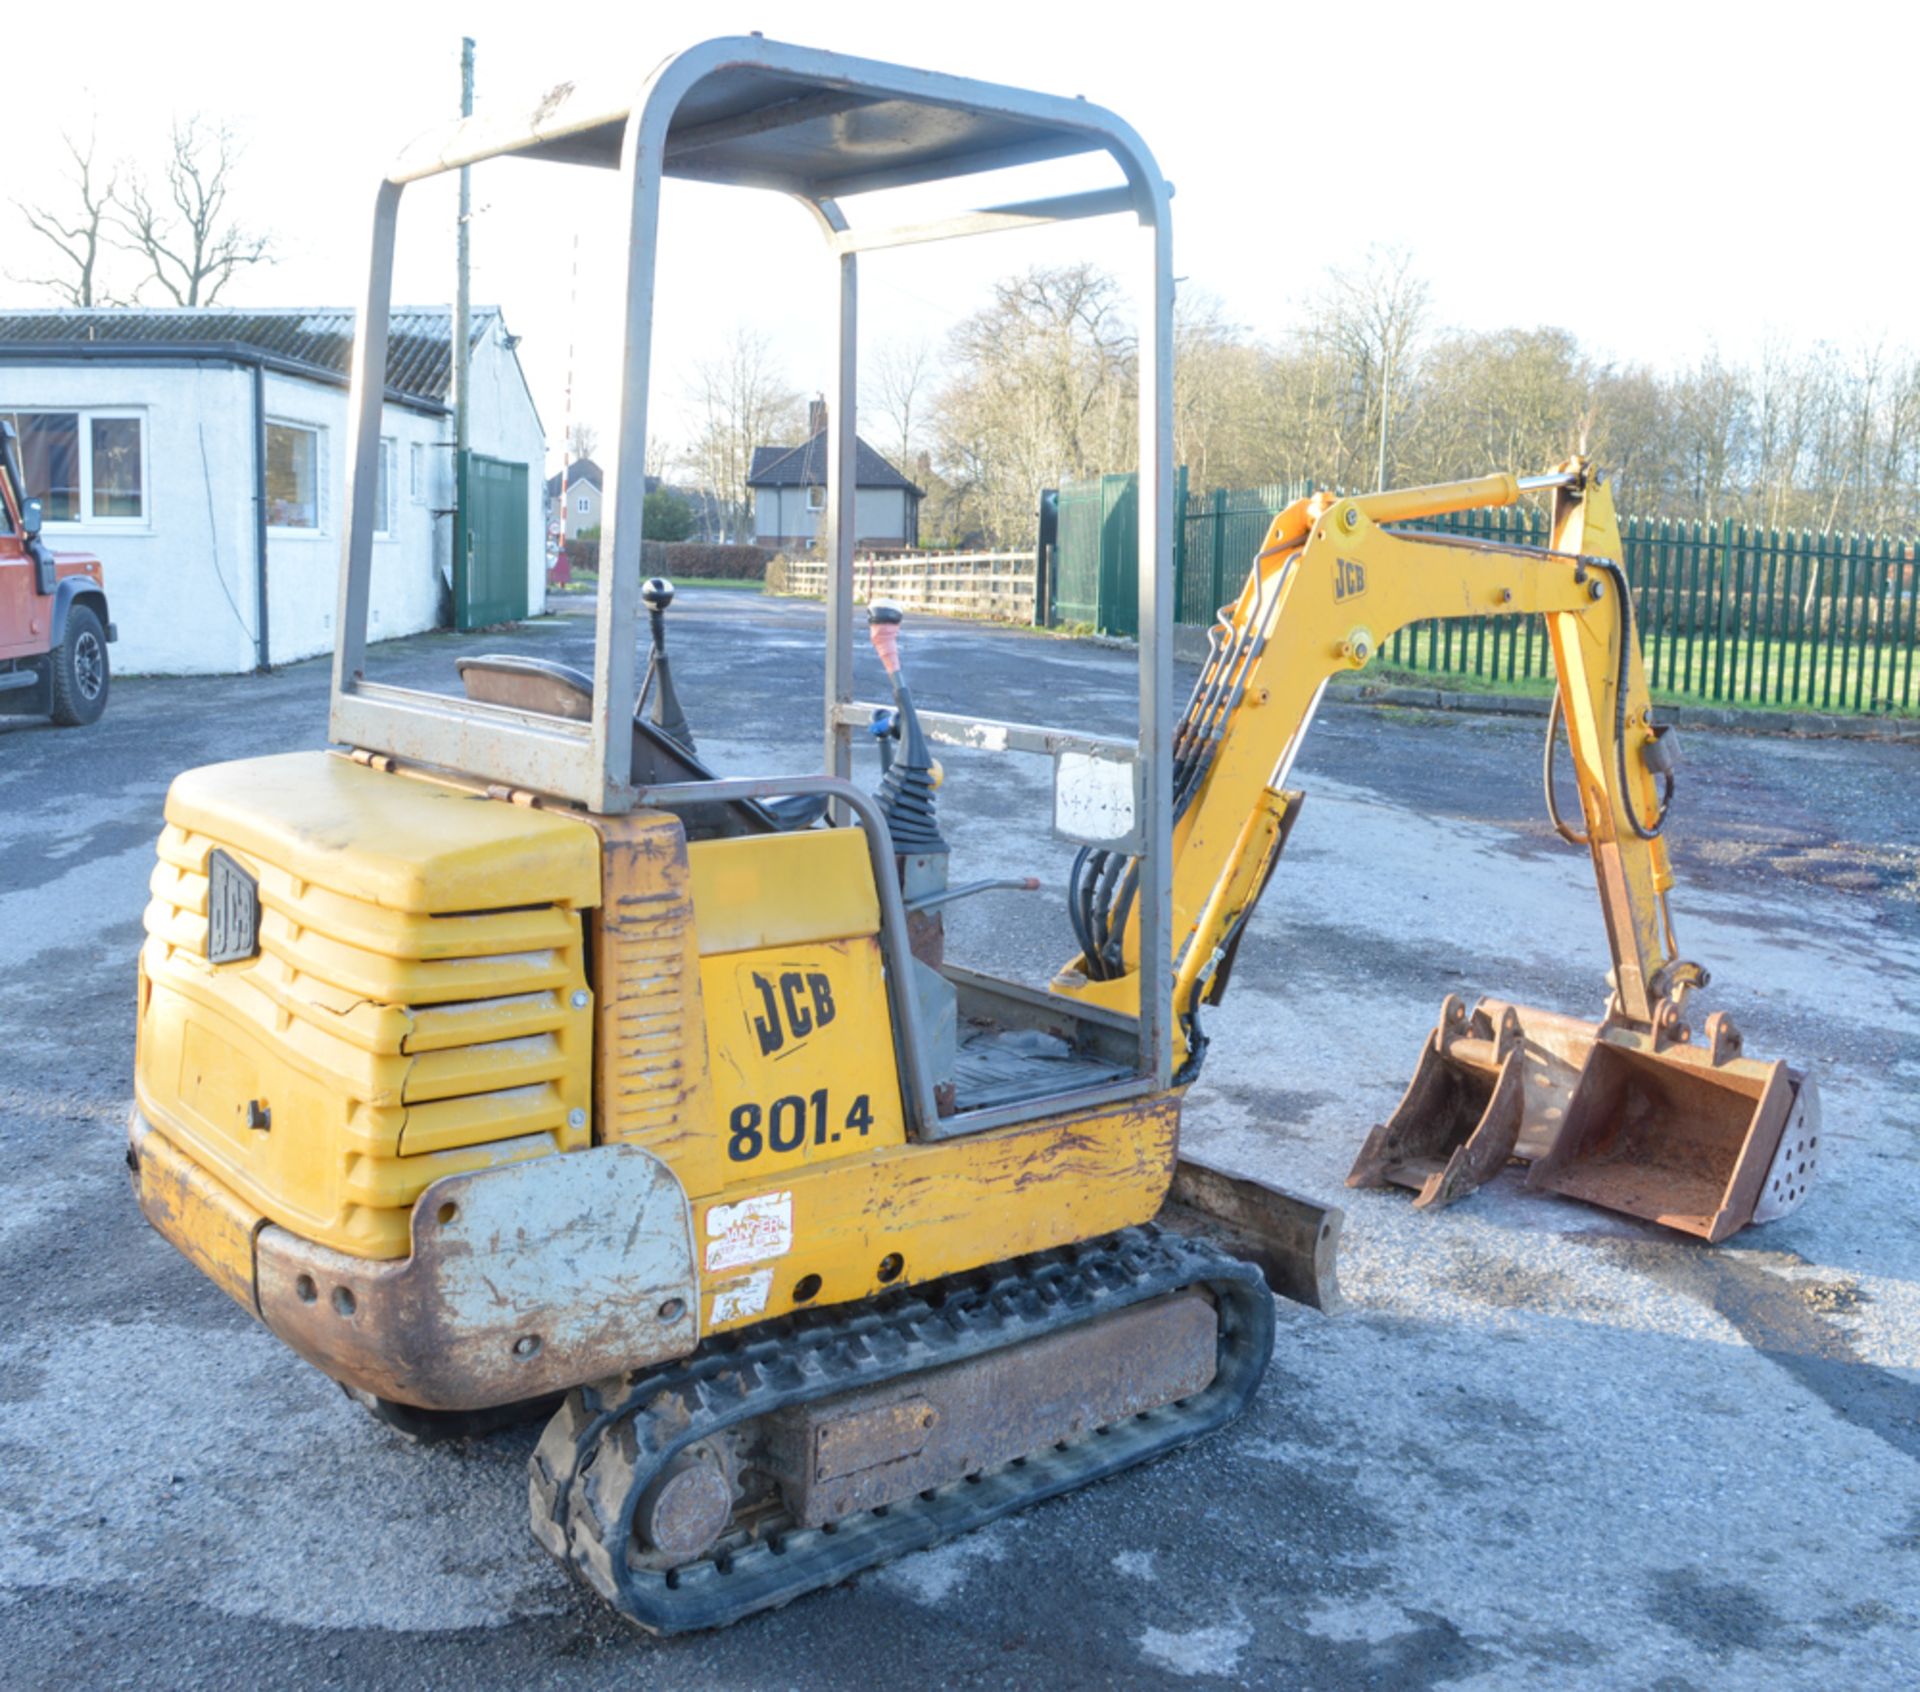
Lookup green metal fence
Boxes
[1052,475,1919,714]
[1393,506,1920,713]
[1055,470,1314,637]
[1054,472,1141,635]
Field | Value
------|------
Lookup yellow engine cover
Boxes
[136,751,600,1258]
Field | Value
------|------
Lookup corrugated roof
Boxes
[748,430,920,494]
[0,306,504,405]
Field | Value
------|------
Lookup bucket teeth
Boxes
[1353,996,1813,1243]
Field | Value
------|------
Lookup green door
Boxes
[456,453,529,629]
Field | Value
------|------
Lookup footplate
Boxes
[529,1228,1274,1634]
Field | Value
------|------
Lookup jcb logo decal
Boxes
[1334,557,1367,601]
[748,969,837,1057]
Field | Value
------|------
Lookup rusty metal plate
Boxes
[256,1143,697,1410]
[764,1290,1217,1526]
[128,1110,260,1314]
[1162,1155,1343,1313]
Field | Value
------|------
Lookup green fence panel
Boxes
[1053,478,1105,627]
[455,452,530,630]
[1048,468,1916,711]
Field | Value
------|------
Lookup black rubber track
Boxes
[528,1226,1275,1634]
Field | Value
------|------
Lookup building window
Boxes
[806,485,825,513]
[410,440,428,503]
[576,494,590,513]
[0,409,146,523]
[267,421,320,530]
[374,437,396,538]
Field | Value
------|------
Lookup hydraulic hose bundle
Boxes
[1068,563,1291,982]
[1542,557,1674,847]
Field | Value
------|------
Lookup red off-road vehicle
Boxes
[1,419,114,727]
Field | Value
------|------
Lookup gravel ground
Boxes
[1,589,1915,1691]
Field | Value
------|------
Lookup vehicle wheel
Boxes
[49,603,109,726]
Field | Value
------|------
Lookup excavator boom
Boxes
[1055,459,1818,1241]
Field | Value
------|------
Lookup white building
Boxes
[0,306,545,674]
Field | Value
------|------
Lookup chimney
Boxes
[808,396,827,436]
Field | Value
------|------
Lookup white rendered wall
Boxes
[3,334,544,674]
[1,360,256,674]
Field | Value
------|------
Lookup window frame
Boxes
[265,418,324,535]
[373,436,397,540]
[0,407,150,529]
[805,484,825,513]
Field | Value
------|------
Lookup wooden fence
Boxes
[770,551,1036,622]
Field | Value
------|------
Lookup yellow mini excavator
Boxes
[127,38,1818,1634]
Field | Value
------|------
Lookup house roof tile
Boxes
[747,430,921,495]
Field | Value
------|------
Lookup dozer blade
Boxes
[1160,1154,1344,1313]
[1346,995,1527,1211]
[1354,995,1818,1243]
[1526,1015,1821,1243]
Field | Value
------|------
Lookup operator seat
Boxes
[453,653,827,837]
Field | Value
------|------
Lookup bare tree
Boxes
[566,421,600,463]
[687,325,804,543]
[932,264,1136,544]
[10,128,120,305]
[865,336,938,473]
[116,117,272,306]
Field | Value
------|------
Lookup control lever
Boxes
[637,576,694,751]
[904,877,1041,913]
[870,707,899,777]
[867,603,947,856]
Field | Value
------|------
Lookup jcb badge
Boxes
[747,967,837,1056]
[207,849,260,964]
[1334,557,1367,601]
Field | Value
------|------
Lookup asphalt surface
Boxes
[2,589,1916,1691]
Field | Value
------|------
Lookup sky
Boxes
[7,0,1916,475]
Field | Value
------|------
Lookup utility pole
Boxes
[452,36,474,624]
[557,232,578,585]
[1375,332,1394,492]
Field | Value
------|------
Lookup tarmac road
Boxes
[2,589,1916,1691]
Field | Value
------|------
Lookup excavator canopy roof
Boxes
[390,44,1150,200]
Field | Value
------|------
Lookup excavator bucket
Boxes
[1526,1027,1821,1243]
[1347,996,1527,1211]
[1352,997,1820,1242]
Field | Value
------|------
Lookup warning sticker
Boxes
[709,1269,774,1325]
[705,1190,794,1273]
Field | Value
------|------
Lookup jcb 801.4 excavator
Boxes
[127,38,1817,1633]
